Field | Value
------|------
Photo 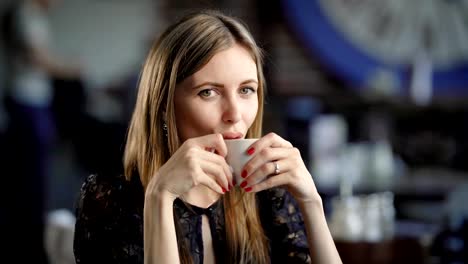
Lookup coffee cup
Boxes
[225,138,258,186]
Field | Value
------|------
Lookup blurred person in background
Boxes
[73,10,341,264]
[1,0,81,262]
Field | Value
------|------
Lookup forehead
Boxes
[186,44,258,85]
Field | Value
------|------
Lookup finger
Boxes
[240,159,289,189]
[197,149,233,189]
[208,151,233,188]
[199,133,228,157]
[245,132,292,156]
[199,158,230,192]
[197,171,225,194]
[245,172,288,193]
[242,147,291,182]
[185,133,228,157]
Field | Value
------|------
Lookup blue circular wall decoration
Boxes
[282,0,468,98]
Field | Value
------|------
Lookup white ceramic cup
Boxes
[225,138,258,186]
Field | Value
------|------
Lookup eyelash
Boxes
[197,87,257,98]
[198,89,216,98]
[240,87,256,95]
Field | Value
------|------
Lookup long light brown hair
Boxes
[123,10,269,264]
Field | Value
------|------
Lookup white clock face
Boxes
[318,0,468,69]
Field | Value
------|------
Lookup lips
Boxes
[222,132,243,139]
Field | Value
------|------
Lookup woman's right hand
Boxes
[146,133,233,201]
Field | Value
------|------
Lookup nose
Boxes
[222,95,241,124]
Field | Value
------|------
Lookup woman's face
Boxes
[174,43,259,141]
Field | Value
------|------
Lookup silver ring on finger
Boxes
[273,161,280,175]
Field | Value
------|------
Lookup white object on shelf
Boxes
[44,209,76,264]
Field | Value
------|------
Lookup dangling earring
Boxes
[162,122,168,137]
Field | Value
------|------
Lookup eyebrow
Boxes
[192,79,258,89]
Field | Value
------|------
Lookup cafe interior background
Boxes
[1,0,468,263]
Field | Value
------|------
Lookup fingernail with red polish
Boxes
[241,170,247,178]
[240,181,248,188]
[222,187,227,193]
[245,187,252,192]
[247,147,255,155]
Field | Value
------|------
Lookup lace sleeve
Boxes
[258,187,311,264]
[73,174,144,264]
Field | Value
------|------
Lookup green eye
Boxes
[240,87,255,95]
[198,89,214,97]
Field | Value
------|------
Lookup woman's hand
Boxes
[240,132,319,203]
[146,134,233,201]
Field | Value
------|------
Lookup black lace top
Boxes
[73,174,311,264]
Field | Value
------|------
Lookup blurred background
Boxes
[1,0,468,263]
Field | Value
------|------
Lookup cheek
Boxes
[175,103,218,140]
[244,100,259,127]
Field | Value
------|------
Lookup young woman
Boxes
[73,10,342,264]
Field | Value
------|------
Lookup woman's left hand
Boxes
[240,132,319,203]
